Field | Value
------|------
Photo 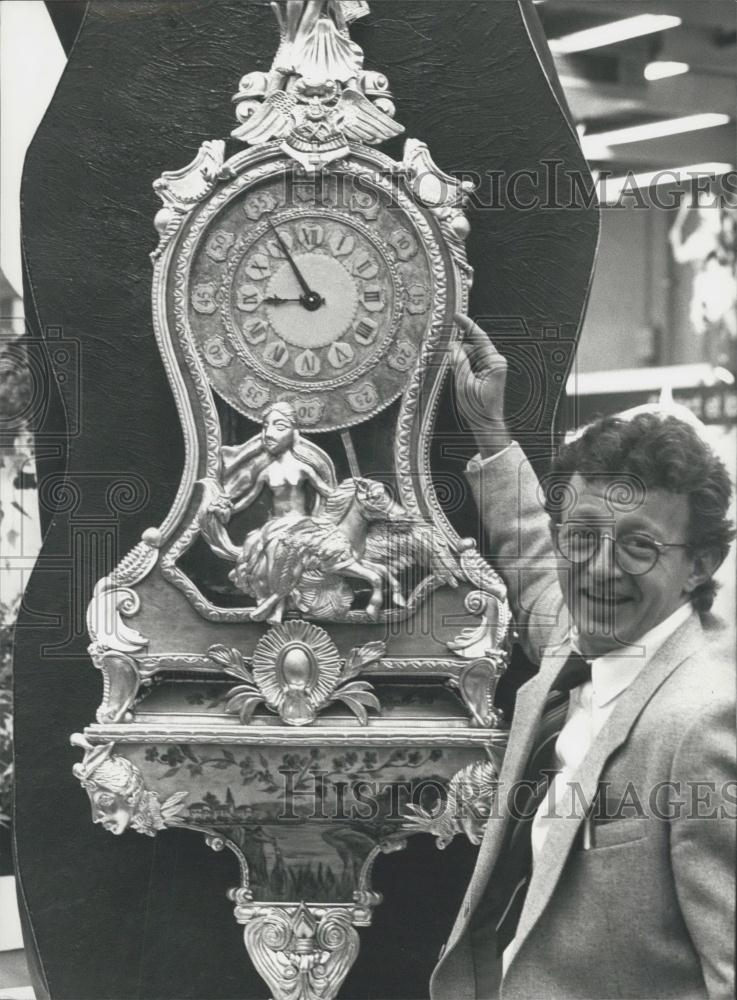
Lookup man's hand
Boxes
[451,313,511,459]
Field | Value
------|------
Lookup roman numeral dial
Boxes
[188,170,436,432]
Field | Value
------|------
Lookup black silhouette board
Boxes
[16,3,598,997]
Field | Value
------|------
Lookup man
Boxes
[430,315,735,1000]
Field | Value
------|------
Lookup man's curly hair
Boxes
[544,412,735,614]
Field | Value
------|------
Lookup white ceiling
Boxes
[537,0,736,173]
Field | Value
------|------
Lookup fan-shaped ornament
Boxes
[252,620,342,725]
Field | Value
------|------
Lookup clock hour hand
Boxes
[267,221,324,312]
[263,294,326,306]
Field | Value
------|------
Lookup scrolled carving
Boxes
[152,139,226,258]
[91,649,141,724]
[239,903,360,1000]
[87,583,148,654]
[401,138,475,276]
[447,584,510,662]
[459,547,508,606]
[86,534,162,655]
[110,535,162,588]
[448,656,508,729]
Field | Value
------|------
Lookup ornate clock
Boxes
[72,4,510,998]
[190,166,436,431]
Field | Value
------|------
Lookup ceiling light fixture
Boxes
[582,114,731,157]
[598,162,734,204]
[549,14,682,55]
[644,60,690,81]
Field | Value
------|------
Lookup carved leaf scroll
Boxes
[241,903,360,1000]
[207,630,385,727]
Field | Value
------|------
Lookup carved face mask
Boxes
[262,410,296,454]
[89,787,132,835]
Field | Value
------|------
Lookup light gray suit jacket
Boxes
[430,444,736,1000]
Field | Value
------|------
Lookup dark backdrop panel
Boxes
[16,2,598,997]
[45,1,88,55]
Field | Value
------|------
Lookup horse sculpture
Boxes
[199,474,463,624]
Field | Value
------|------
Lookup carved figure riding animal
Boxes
[198,402,462,622]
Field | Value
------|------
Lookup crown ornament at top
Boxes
[232,0,403,169]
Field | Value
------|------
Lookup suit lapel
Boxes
[509,614,704,956]
[451,644,574,934]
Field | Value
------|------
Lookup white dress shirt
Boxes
[503,600,694,973]
[531,600,694,860]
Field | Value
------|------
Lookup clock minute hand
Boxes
[267,221,323,312]
[268,221,310,296]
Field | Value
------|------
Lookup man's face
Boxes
[557,475,701,658]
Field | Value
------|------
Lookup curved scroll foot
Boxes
[236,902,360,1000]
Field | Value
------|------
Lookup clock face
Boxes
[183,166,438,431]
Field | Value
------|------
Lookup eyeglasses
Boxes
[555,523,689,576]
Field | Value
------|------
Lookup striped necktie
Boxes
[473,651,592,953]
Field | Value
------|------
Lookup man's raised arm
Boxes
[451,314,568,663]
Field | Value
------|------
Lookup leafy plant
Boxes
[0,600,17,830]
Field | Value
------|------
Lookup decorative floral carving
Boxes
[142,744,448,799]
[71,736,188,837]
[207,626,385,726]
